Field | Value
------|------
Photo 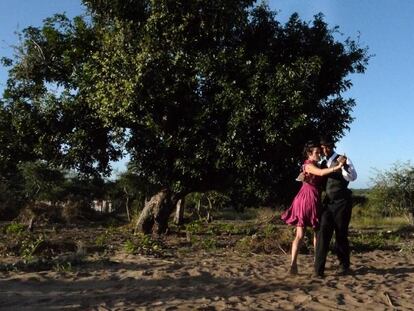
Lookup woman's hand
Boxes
[334,161,344,171]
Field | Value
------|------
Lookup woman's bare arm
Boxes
[304,162,343,176]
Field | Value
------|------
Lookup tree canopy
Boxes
[1,0,369,218]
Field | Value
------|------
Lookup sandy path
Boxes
[1,250,413,310]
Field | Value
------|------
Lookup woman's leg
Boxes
[290,226,305,273]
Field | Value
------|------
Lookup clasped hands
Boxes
[337,155,347,165]
[296,155,347,181]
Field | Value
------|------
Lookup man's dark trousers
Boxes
[314,193,352,276]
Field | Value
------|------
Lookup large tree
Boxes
[1,0,369,233]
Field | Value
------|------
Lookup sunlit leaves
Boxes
[1,0,369,205]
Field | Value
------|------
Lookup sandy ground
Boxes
[1,248,413,311]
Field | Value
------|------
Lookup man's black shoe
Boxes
[312,272,324,279]
[336,266,350,276]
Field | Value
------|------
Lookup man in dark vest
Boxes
[314,137,357,278]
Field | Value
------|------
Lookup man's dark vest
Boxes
[326,155,350,200]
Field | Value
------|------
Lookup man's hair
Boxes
[320,136,335,147]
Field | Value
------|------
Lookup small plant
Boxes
[209,222,257,236]
[124,234,164,256]
[233,224,292,254]
[350,231,398,252]
[95,230,112,247]
[124,239,137,254]
[53,261,73,273]
[4,222,26,235]
[235,236,254,254]
[185,220,205,235]
[20,235,45,261]
[94,234,107,247]
[263,223,278,238]
[199,237,218,251]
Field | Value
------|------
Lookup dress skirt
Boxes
[281,182,320,228]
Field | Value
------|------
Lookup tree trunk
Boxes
[123,187,131,222]
[408,211,414,225]
[206,197,213,223]
[196,198,202,220]
[135,189,179,235]
[154,192,178,235]
[174,198,185,225]
[125,197,131,222]
[135,190,167,234]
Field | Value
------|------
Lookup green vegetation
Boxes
[124,234,164,256]
[0,0,369,234]
[3,222,26,235]
[1,202,413,272]
[368,162,414,223]
[351,205,410,229]
[0,1,412,275]
[20,234,45,261]
[53,261,73,273]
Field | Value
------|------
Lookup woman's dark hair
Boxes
[303,140,320,159]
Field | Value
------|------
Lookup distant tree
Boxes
[112,165,157,221]
[1,1,369,233]
[62,174,107,203]
[369,162,414,224]
[18,161,65,202]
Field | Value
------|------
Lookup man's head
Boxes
[320,137,335,157]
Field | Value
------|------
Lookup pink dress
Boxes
[281,160,323,228]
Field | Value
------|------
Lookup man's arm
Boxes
[341,156,357,181]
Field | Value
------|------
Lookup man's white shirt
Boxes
[326,152,357,182]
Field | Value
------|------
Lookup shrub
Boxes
[369,162,414,223]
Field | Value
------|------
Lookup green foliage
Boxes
[94,224,119,248]
[350,230,402,252]
[214,207,259,221]
[109,167,157,215]
[369,162,414,218]
[20,235,45,261]
[0,13,121,177]
[234,223,293,254]
[185,220,205,235]
[351,205,410,229]
[209,222,256,236]
[1,0,369,211]
[18,161,65,201]
[124,234,163,256]
[185,191,231,221]
[263,223,278,238]
[53,261,73,273]
[2,232,48,262]
[3,222,26,235]
[94,231,110,248]
[195,237,218,251]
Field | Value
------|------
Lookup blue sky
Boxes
[1,1,413,189]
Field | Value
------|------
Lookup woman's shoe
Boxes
[289,265,298,275]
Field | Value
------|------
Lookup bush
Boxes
[3,222,26,235]
[369,162,414,222]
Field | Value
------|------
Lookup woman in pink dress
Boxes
[281,142,343,274]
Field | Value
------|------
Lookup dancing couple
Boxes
[281,138,357,278]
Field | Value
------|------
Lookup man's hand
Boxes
[337,155,347,165]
